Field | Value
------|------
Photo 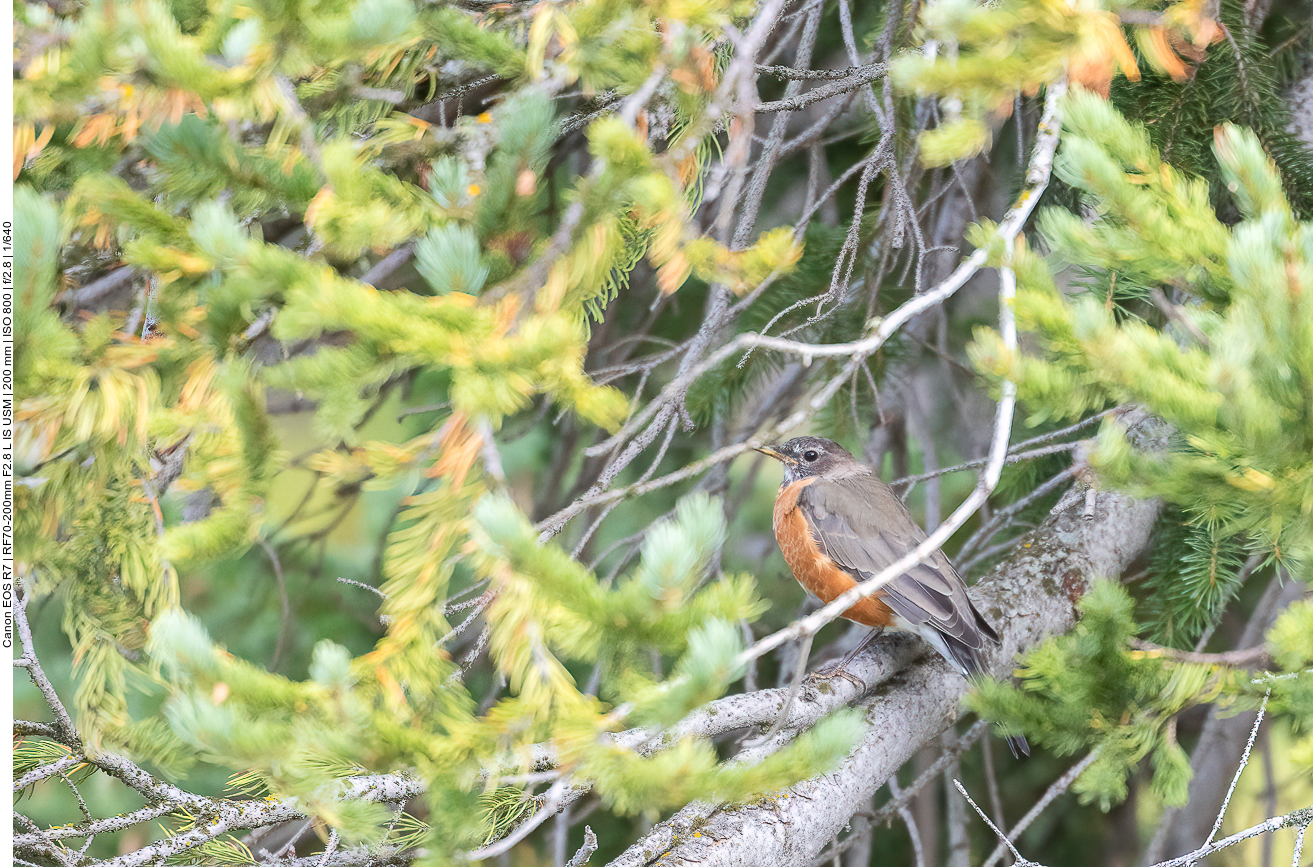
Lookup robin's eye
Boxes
[802,449,819,462]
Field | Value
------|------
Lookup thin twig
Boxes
[58,265,135,306]
[745,632,815,747]
[981,749,1102,867]
[14,755,85,792]
[1202,689,1270,852]
[464,776,575,860]
[566,826,598,867]
[258,537,294,671]
[1149,287,1211,348]
[1292,820,1308,867]
[755,65,888,113]
[867,722,990,826]
[895,410,1110,489]
[890,777,928,867]
[14,593,80,745]
[952,779,1039,866]
[1151,807,1313,867]
[755,62,886,81]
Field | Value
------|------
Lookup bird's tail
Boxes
[933,630,1031,760]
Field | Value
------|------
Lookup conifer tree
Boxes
[13,0,1313,864]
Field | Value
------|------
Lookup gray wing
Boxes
[798,474,999,675]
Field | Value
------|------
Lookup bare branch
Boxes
[1151,807,1313,867]
[755,65,888,113]
[952,779,1038,867]
[755,63,887,82]
[1127,639,1271,668]
[1203,690,1270,850]
[14,592,80,745]
[567,827,599,867]
[981,750,1103,867]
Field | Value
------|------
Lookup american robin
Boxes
[756,436,1029,758]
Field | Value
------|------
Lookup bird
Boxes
[756,435,1029,758]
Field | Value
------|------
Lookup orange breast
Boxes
[773,479,894,628]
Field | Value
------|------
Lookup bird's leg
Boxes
[808,628,883,687]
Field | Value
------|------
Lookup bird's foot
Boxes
[807,661,866,690]
[806,628,883,689]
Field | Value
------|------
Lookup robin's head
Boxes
[755,436,863,482]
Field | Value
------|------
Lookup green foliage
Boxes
[891,0,1108,162]
[14,740,86,793]
[971,582,1215,809]
[1141,509,1250,647]
[478,787,539,846]
[382,810,432,853]
[967,89,1313,813]
[148,610,444,844]
[1111,0,1313,218]
[462,490,860,820]
[311,140,445,260]
[471,492,763,705]
[142,116,321,216]
[583,707,866,816]
[470,88,560,242]
[891,0,1240,165]
[268,275,628,438]
[363,431,484,715]
[35,460,172,746]
[416,224,489,296]
[161,362,279,564]
[425,8,527,80]
[686,224,873,428]
[893,0,1080,101]
[95,467,781,855]
[13,185,65,311]
[24,0,1313,860]
[162,837,255,865]
[1268,599,1313,672]
[972,89,1313,585]
[919,117,991,168]
[13,186,77,395]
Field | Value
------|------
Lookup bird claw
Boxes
[807,662,866,690]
